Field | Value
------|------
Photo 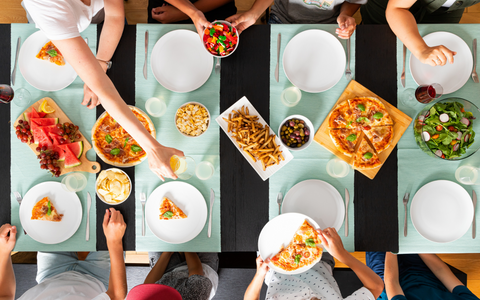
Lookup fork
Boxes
[403,184,411,237]
[13,191,27,235]
[215,57,221,75]
[140,192,146,236]
[472,39,479,83]
[277,192,283,215]
[345,38,352,81]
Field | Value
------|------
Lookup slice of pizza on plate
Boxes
[159,197,187,220]
[329,128,361,157]
[353,138,382,169]
[31,197,63,222]
[36,41,65,66]
[363,125,394,154]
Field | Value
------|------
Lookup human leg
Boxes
[197,252,219,272]
[75,251,111,289]
[36,252,78,283]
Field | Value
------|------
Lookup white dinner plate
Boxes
[282,179,345,231]
[410,32,473,94]
[258,213,323,274]
[19,182,82,244]
[146,181,207,244]
[283,29,346,93]
[18,31,77,91]
[151,29,213,93]
[410,180,473,243]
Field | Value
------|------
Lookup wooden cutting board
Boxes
[314,80,412,180]
[13,97,101,176]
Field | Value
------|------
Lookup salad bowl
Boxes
[414,98,480,160]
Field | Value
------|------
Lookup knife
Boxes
[274,33,281,82]
[208,188,215,238]
[11,37,21,86]
[86,192,91,241]
[473,190,477,239]
[401,44,406,88]
[344,188,349,237]
[143,30,148,80]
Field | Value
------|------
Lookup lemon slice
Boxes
[40,99,55,114]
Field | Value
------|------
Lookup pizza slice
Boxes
[348,97,375,119]
[31,197,63,222]
[159,197,187,220]
[363,125,394,154]
[366,106,393,126]
[353,138,382,169]
[328,101,356,129]
[270,220,322,271]
[36,41,65,66]
[329,128,361,157]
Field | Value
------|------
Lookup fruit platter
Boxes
[13,97,100,176]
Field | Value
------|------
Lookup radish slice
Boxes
[425,111,430,118]
[461,117,470,126]
[422,131,431,141]
[435,150,443,157]
[457,131,463,140]
[453,144,460,151]
[418,115,425,122]
[439,113,449,122]
[464,134,471,143]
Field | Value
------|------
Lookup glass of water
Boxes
[146,97,167,117]
[196,161,215,180]
[455,165,480,185]
[61,172,88,192]
[13,88,32,107]
[326,158,350,178]
[281,86,302,107]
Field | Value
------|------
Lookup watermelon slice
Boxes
[41,125,63,137]
[48,132,69,145]
[32,127,53,148]
[58,141,83,158]
[31,118,58,126]
[64,145,81,168]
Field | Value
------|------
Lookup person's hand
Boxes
[190,10,211,39]
[82,84,101,109]
[151,4,188,24]
[336,15,356,39]
[255,255,270,277]
[226,11,258,34]
[0,224,17,255]
[103,208,126,246]
[317,227,347,260]
[418,45,456,67]
[146,144,184,181]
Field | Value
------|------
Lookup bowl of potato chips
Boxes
[175,102,210,137]
[96,168,131,205]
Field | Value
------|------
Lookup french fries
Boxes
[223,106,284,171]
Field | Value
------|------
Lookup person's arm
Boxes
[52,37,184,180]
[0,224,16,300]
[244,256,270,300]
[335,2,360,39]
[225,0,273,34]
[82,0,125,108]
[103,208,127,300]
[386,0,455,66]
[152,0,232,24]
[162,0,211,37]
[144,252,174,284]
[318,228,384,298]
[185,252,204,277]
[418,254,463,292]
[384,252,405,299]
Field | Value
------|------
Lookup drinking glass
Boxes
[170,155,196,180]
[401,83,443,108]
[195,161,215,180]
[61,172,88,192]
[455,165,480,185]
[0,84,14,104]
[13,88,32,107]
[146,97,167,117]
[281,86,302,107]
[326,158,350,178]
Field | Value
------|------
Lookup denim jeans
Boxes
[36,251,111,289]
[268,13,283,24]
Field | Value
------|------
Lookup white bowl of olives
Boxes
[278,115,314,151]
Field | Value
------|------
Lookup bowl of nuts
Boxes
[278,115,314,151]
[175,102,210,137]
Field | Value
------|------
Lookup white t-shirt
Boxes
[264,261,375,300]
[22,0,104,40]
[18,271,110,300]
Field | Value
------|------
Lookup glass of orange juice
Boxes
[170,155,196,180]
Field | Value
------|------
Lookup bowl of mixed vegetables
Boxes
[202,20,239,57]
[414,98,480,160]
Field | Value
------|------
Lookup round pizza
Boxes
[327,97,394,169]
[92,106,156,167]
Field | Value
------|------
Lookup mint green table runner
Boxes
[10,24,98,251]
[269,25,355,252]
[396,24,480,253]
[134,24,221,252]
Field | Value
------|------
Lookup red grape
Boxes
[18,120,23,124]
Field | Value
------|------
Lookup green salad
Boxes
[418,102,475,159]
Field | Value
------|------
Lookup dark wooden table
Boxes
[0,24,399,252]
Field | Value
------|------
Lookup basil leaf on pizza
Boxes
[47,200,51,216]
[357,104,365,112]
[356,117,369,123]
[124,137,129,148]
[110,148,120,155]
[131,145,142,153]
[163,211,174,219]
[105,134,113,144]
[346,134,357,142]
[46,49,57,57]
[305,238,316,247]
[373,112,384,120]
[294,254,302,264]
[364,152,373,159]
